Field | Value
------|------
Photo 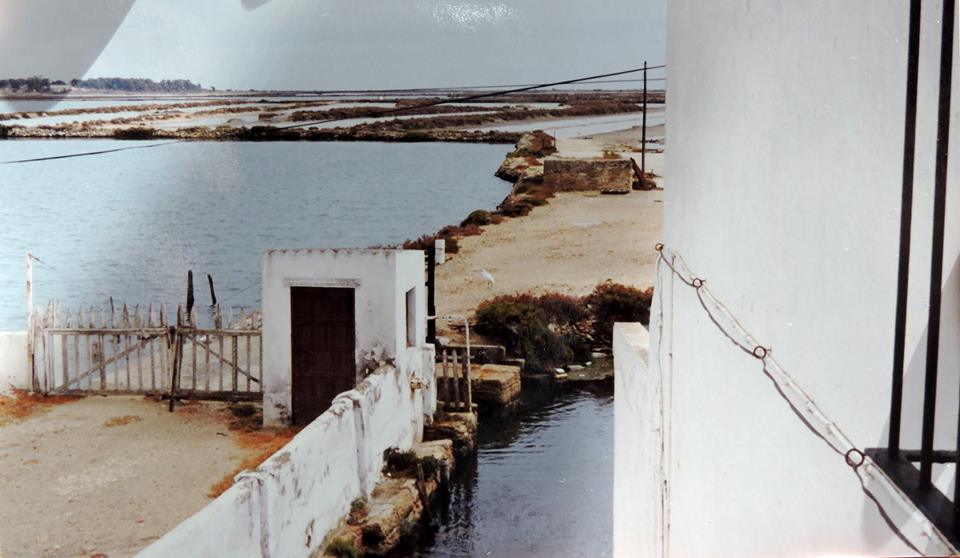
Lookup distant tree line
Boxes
[69,77,203,92]
[0,76,60,92]
[0,76,203,92]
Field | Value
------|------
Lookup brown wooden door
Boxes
[290,287,356,426]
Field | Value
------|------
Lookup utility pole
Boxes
[641,61,648,187]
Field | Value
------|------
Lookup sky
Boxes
[0,0,665,91]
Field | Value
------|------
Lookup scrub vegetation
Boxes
[382,447,440,480]
[474,281,653,371]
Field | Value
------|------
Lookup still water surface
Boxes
[416,387,613,558]
[0,140,511,330]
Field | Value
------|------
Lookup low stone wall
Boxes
[137,346,435,558]
[543,158,638,192]
[0,331,29,394]
[469,364,521,406]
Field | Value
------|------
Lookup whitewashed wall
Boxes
[633,0,960,556]
[260,248,426,425]
[0,331,29,394]
[137,354,435,558]
[612,323,660,558]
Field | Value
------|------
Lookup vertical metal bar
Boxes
[641,60,648,183]
[427,247,436,345]
[888,0,924,461]
[921,0,955,489]
[463,351,472,411]
[452,349,461,411]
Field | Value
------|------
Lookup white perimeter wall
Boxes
[0,331,29,394]
[643,1,960,556]
[613,323,660,557]
[137,352,435,558]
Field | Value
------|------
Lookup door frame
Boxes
[287,279,359,425]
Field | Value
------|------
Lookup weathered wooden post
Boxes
[207,273,217,306]
[641,60,648,188]
[168,305,185,412]
[186,270,195,324]
[26,253,35,392]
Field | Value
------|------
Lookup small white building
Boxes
[616,1,960,556]
[261,248,430,426]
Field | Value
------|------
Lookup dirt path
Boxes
[435,143,664,335]
[0,396,253,558]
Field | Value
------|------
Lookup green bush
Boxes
[382,447,439,479]
[474,283,653,370]
[461,209,492,227]
[584,281,653,345]
[350,497,367,513]
[474,293,585,372]
[326,536,361,558]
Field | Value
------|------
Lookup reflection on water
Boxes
[415,386,613,558]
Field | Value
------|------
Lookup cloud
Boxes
[420,1,519,30]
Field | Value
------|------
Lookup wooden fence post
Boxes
[26,253,35,392]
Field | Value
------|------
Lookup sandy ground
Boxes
[436,127,664,335]
[0,396,251,558]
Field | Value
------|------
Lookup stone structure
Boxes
[467,364,521,406]
[542,157,639,193]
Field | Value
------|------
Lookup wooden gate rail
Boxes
[437,346,473,412]
[32,302,263,403]
[41,327,169,393]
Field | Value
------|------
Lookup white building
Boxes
[261,248,431,426]
[616,1,959,556]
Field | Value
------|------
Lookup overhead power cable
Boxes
[0,140,179,165]
[0,64,665,164]
[303,65,667,94]
[279,65,659,130]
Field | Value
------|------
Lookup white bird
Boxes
[480,269,496,284]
